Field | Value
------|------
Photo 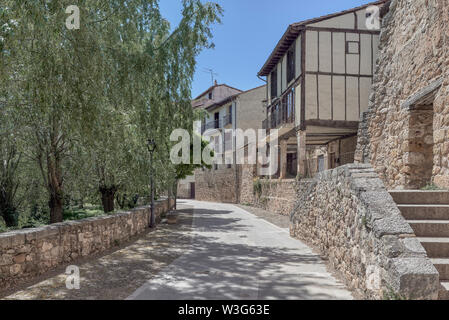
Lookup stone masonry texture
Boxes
[290,164,440,299]
[355,0,449,190]
[195,167,239,203]
[0,199,175,291]
[239,164,297,216]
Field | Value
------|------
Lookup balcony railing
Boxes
[201,119,222,133]
[264,101,295,130]
[222,114,232,127]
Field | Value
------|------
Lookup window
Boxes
[287,46,295,83]
[225,131,232,151]
[329,153,336,169]
[270,68,277,98]
[317,155,325,172]
[208,92,213,99]
[212,135,220,153]
[214,112,220,128]
[346,41,360,54]
[281,89,295,123]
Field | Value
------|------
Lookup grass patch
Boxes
[421,184,442,191]
[63,205,107,221]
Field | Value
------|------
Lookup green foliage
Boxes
[253,178,262,199]
[175,137,214,181]
[0,0,222,229]
[63,205,105,221]
[421,183,441,191]
[383,288,407,300]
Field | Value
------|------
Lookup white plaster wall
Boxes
[295,83,302,127]
[309,13,354,29]
[333,76,346,121]
[295,36,302,78]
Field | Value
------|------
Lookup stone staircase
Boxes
[390,190,449,300]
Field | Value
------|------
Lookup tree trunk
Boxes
[47,157,64,224]
[2,207,17,227]
[100,186,117,213]
[49,192,63,223]
[174,180,178,210]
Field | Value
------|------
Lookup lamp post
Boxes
[147,138,157,228]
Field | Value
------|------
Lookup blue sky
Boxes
[159,0,374,98]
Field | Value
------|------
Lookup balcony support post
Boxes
[297,130,307,177]
[280,139,288,180]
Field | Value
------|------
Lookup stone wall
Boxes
[240,164,297,216]
[355,0,449,190]
[239,164,257,205]
[195,167,239,203]
[0,199,175,291]
[290,164,439,299]
[177,175,194,199]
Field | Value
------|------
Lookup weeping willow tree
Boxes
[1,0,222,223]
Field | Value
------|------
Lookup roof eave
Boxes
[257,0,389,77]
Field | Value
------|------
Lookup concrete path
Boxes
[128,200,352,300]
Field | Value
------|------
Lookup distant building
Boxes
[193,85,267,203]
[178,82,242,199]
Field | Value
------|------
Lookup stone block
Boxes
[372,214,414,237]
[388,258,440,300]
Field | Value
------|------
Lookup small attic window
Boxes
[346,41,360,54]
[208,92,213,99]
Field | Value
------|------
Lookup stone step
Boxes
[433,259,449,281]
[390,191,449,205]
[399,205,449,220]
[419,238,449,258]
[408,220,449,237]
[431,259,449,280]
[439,282,449,300]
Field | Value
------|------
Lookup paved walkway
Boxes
[3,200,351,300]
[128,200,352,300]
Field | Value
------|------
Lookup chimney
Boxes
[214,80,218,86]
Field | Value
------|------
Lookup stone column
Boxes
[297,130,306,177]
[280,139,288,179]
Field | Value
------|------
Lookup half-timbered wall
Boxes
[304,28,379,122]
[267,36,302,105]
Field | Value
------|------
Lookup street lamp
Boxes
[147,138,157,228]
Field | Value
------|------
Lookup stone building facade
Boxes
[355,0,449,190]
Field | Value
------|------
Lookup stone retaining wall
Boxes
[240,164,297,216]
[290,164,440,299]
[195,167,239,203]
[0,198,175,291]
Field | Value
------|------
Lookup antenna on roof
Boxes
[203,68,219,86]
